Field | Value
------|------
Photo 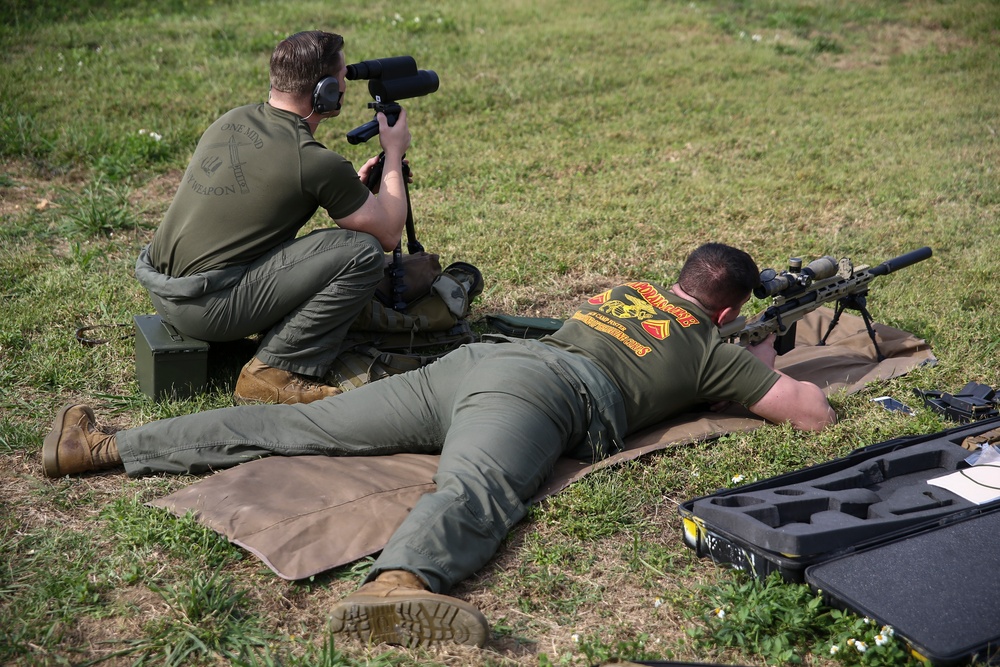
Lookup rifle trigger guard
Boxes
[774,311,785,337]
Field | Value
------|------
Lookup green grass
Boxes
[2,0,999,665]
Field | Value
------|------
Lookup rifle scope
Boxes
[755,256,838,299]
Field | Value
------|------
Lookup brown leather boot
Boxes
[233,358,342,405]
[42,404,122,478]
[329,569,490,648]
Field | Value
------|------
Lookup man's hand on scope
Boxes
[377,108,411,160]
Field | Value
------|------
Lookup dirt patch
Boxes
[823,21,974,70]
[129,169,181,228]
[0,160,78,218]
[0,159,178,227]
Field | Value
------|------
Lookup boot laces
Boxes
[289,374,327,391]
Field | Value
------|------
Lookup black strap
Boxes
[75,323,132,347]
[959,464,1000,490]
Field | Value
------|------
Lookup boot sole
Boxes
[42,404,93,478]
[330,592,489,648]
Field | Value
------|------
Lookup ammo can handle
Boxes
[160,319,185,342]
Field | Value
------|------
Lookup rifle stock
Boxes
[720,246,932,358]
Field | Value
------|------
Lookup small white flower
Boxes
[875,633,889,646]
[571,633,580,643]
[150,132,162,142]
[413,16,420,23]
[830,645,840,655]
[864,617,873,625]
[713,607,725,619]
[752,34,762,42]
[654,597,663,608]
[881,625,895,637]
[732,474,745,483]
[855,641,868,653]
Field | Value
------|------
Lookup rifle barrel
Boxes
[868,246,933,276]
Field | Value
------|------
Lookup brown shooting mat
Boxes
[150,308,935,580]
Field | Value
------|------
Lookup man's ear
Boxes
[712,305,736,327]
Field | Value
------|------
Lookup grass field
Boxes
[2,0,999,665]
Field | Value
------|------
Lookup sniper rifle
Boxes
[718,246,933,361]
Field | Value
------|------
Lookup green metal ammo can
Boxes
[133,314,210,400]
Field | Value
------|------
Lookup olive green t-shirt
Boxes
[543,281,780,434]
[149,104,371,276]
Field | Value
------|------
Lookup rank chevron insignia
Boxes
[641,319,670,340]
[588,290,612,305]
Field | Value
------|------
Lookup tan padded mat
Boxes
[150,308,935,580]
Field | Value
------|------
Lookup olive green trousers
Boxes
[138,228,384,379]
[117,339,626,592]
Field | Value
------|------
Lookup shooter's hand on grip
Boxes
[747,333,779,369]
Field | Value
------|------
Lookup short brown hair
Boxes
[678,243,759,314]
[269,31,344,95]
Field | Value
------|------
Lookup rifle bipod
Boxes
[820,291,886,361]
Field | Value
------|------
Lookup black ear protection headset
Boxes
[312,76,343,114]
